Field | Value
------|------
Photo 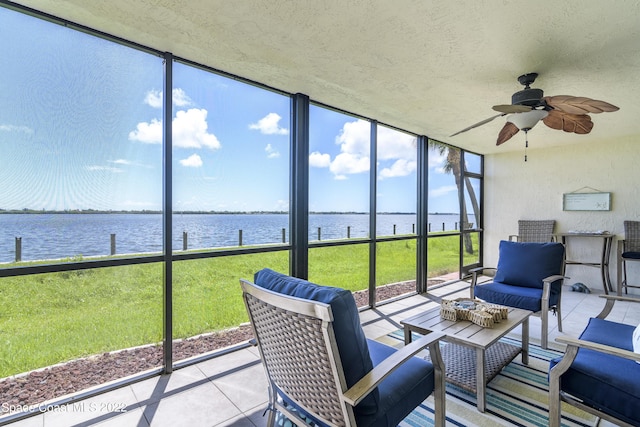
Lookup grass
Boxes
[0,235,478,377]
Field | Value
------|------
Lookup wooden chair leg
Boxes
[623,259,629,294]
[548,345,578,427]
[556,300,563,333]
[429,344,446,427]
[541,307,549,349]
[548,376,562,427]
[617,247,624,296]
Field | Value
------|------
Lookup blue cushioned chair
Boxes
[548,295,640,427]
[241,268,445,427]
[471,240,566,349]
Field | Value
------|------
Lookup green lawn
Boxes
[0,235,478,377]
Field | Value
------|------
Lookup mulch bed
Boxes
[0,280,425,414]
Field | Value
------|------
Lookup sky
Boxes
[0,6,477,214]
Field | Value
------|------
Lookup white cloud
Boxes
[330,152,370,176]
[249,113,289,135]
[86,165,123,173]
[430,185,458,197]
[379,158,417,179]
[128,118,162,143]
[179,153,203,167]
[265,143,280,158]
[309,151,331,168]
[144,90,163,109]
[428,149,447,171]
[377,127,417,161]
[172,88,192,107]
[0,124,33,134]
[319,120,371,179]
[129,108,221,151]
[337,120,370,157]
[109,159,153,169]
[304,120,422,181]
[144,88,192,109]
[173,109,221,149]
[315,120,418,180]
[376,127,417,179]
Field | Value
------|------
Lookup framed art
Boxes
[563,192,611,211]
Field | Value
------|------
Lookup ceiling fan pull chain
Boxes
[524,130,529,162]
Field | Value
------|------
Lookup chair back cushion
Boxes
[253,268,379,416]
[494,240,564,288]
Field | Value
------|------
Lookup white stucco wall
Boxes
[484,134,640,294]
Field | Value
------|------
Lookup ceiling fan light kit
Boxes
[450,72,619,159]
[506,109,549,131]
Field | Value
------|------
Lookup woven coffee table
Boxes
[401,304,531,412]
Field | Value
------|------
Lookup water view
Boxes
[0,213,473,263]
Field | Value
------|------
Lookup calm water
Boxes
[0,213,471,263]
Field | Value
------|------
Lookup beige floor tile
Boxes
[141,383,239,427]
[43,386,140,427]
[129,365,208,405]
[242,405,269,427]
[210,363,268,413]
[195,348,261,379]
[1,414,43,427]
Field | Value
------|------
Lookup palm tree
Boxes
[428,140,478,254]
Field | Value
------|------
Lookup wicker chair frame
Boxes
[241,279,445,427]
[617,220,640,294]
[509,220,556,243]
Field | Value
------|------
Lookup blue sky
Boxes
[0,6,466,214]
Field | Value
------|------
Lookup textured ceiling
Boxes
[11,0,640,154]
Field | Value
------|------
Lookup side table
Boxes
[401,305,531,412]
[557,233,614,294]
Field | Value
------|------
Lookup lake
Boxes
[0,213,471,263]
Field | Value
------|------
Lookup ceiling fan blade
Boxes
[492,104,532,114]
[542,109,594,134]
[449,113,505,137]
[496,122,520,145]
[543,95,620,114]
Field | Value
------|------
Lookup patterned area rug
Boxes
[379,331,596,427]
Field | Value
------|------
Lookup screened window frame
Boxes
[0,3,484,422]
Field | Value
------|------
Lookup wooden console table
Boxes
[557,233,615,294]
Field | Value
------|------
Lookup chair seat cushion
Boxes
[253,268,379,417]
[622,251,640,259]
[357,339,434,427]
[549,318,640,426]
[474,281,558,312]
[494,240,564,288]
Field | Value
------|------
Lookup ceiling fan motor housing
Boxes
[512,88,544,106]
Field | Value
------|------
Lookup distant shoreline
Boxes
[0,210,456,215]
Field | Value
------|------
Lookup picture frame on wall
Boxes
[563,192,611,211]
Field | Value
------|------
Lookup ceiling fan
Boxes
[450,73,619,146]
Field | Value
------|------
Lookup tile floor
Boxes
[6,281,637,427]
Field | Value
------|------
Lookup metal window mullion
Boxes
[458,151,465,279]
[162,52,173,374]
[416,136,428,293]
[368,121,377,307]
[290,93,310,279]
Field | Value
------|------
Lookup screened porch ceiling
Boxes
[14,0,640,155]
